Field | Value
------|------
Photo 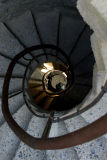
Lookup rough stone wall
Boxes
[77,0,107,89]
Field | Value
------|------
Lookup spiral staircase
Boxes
[0,0,107,160]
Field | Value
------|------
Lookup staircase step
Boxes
[13,116,48,160]
[77,89,95,112]
[6,10,44,60]
[0,93,24,126]
[33,9,59,45]
[0,22,26,63]
[63,83,91,104]
[81,93,107,123]
[0,54,26,76]
[46,121,79,160]
[44,54,68,67]
[70,26,93,67]
[7,11,41,48]
[65,115,107,160]
[75,136,107,160]
[75,76,92,86]
[59,15,85,55]
[0,77,23,97]
[65,115,88,131]
[36,55,47,64]
[0,104,32,160]
[63,0,77,7]
[74,53,95,75]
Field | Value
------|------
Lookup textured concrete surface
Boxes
[34,9,59,46]
[70,26,94,68]
[59,15,84,55]
[65,115,107,160]
[0,105,32,160]
[0,55,26,76]
[7,11,40,47]
[47,121,79,160]
[0,77,23,97]
[0,93,24,126]
[0,23,23,57]
[81,93,107,123]
[13,116,48,160]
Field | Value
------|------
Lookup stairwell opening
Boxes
[23,34,95,119]
[20,8,96,119]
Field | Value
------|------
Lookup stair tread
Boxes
[81,93,107,123]
[63,83,91,102]
[75,76,92,85]
[46,54,66,65]
[70,26,94,67]
[63,0,77,7]
[0,22,26,62]
[7,11,41,47]
[65,115,107,160]
[75,136,107,160]
[0,104,32,160]
[0,77,23,97]
[34,9,59,45]
[46,121,79,160]
[77,89,95,111]
[36,55,47,64]
[0,93,24,126]
[0,54,26,76]
[74,54,95,75]
[59,15,85,54]
[13,116,48,160]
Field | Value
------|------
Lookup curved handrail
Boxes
[2,45,107,149]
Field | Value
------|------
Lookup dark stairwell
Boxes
[0,0,107,159]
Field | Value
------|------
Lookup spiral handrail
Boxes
[2,44,107,149]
